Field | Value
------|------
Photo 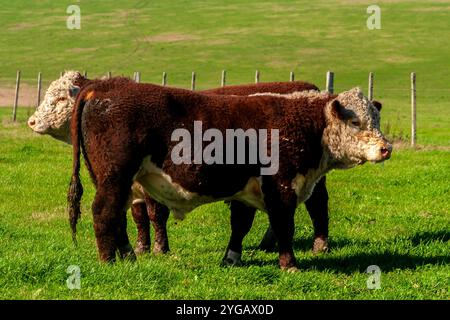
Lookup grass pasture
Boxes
[0,0,449,300]
[0,109,448,300]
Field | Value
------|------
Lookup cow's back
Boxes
[201,81,319,96]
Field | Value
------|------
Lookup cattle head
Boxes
[28,71,87,144]
[323,87,392,168]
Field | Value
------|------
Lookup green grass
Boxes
[0,0,449,299]
[0,109,448,299]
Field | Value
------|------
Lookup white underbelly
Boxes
[134,157,266,219]
[131,182,146,205]
[233,176,265,211]
[291,169,325,203]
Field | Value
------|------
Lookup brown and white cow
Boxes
[67,77,392,270]
[28,72,330,259]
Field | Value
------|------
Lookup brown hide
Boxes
[68,78,333,268]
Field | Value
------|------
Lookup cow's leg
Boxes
[258,225,277,252]
[263,179,297,270]
[267,207,297,270]
[92,182,133,263]
[305,176,329,254]
[116,208,137,261]
[146,195,170,254]
[131,201,151,254]
[222,201,256,266]
[259,176,330,254]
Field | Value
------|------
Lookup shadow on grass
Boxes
[245,252,449,275]
[246,236,371,253]
[245,230,450,274]
[301,253,448,274]
[408,230,450,246]
[248,229,450,252]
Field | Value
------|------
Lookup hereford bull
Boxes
[67,77,392,269]
[28,71,330,258]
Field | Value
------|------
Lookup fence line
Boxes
[326,71,334,94]
[411,72,417,147]
[191,72,196,90]
[12,70,20,121]
[255,70,260,84]
[36,72,42,108]
[221,70,226,87]
[9,69,419,149]
[134,71,141,83]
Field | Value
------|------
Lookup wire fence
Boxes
[8,69,420,146]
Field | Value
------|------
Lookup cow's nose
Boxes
[380,144,392,159]
[28,117,36,128]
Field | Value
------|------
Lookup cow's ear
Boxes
[68,86,81,98]
[330,100,346,120]
[372,100,382,112]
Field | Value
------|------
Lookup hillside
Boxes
[1,0,449,145]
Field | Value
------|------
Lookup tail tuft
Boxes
[67,89,87,246]
[67,163,83,245]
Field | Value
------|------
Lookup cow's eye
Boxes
[350,120,360,127]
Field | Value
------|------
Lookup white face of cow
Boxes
[27,71,85,144]
[323,87,392,168]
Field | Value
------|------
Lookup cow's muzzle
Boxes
[27,116,36,129]
[380,143,393,160]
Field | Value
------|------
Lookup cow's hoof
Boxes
[153,242,170,255]
[222,258,243,267]
[312,237,329,254]
[134,242,151,255]
[122,251,137,262]
[281,266,299,273]
[222,250,243,267]
[118,244,137,262]
[101,257,117,264]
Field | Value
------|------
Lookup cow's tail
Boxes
[67,91,88,246]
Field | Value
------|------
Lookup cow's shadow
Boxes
[244,230,450,274]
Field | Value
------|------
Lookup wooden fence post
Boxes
[191,72,196,90]
[162,72,167,86]
[326,71,334,93]
[368,72,374,101]
[290,71,295,82]
[37,72,42,108]
[221,70,226,87]
[255,70,260,84]
[12,70,20,122]
[411,72,416,147]
[83,70,87,78]
[107,71,111,79]
[135,71,140,83]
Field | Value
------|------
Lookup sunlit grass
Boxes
[0,109,448,299]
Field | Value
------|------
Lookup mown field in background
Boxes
[1,0,450,145]
[0,0,449,299]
